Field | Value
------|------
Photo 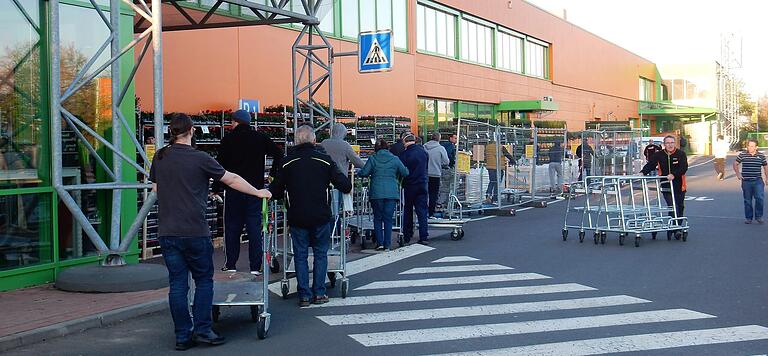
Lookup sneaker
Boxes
[175,339,197,351]
[193,331,226,346]
[250,270,262,276]
[298,298,311,308]
[757,218,765,224]
[375,246,385,251]
[312,295,329,305]
[745,220,753,224]
[417,239,430,245]
[220,267,236,273]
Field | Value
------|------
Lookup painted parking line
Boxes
[355,273,550,290]
[312,283,596,308]
[432,256,480,263]
[316,295,650,326]
[434,325,768,356]
[399,264,513,275]
[349,309,714,346]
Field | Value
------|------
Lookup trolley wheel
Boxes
[667,231,673,241]
[350,231,359,244]
[600,232,607,245]
[269,256,281,273]
[682,231,688,242]
[250,306,259,322]
[593,232,600,245]
[256,310,269,340]
[328,272,337,288]
[451,229,461,241]
[635,236,641,247]
[212,306,221,323]
[674,231,682,241]
[341,279,349,298]
[578,231,585,243]
[618,234,625,246]
[562,229,568,241]
[651,232,657,240]
[459,229,465,239]
[280,281,289,299]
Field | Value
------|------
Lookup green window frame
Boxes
[416,2,457,58]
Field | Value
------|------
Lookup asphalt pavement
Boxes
[9,155,768,355]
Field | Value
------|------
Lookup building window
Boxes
[672,79,684,101]
[460,18,493,66]
[342,0,408,50]
[525,40,547,78]
[639,77,654,101]
[496,30,523,73]
[416,3,456,57]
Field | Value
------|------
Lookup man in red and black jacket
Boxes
[641,135,688,223]
[216,109,284,275]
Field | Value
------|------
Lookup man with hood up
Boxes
[424,132,449,217]
[320,123,364,177]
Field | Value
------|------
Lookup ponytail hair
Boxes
[156,113,194,160]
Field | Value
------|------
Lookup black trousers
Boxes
[662,189,686,222]
[428,177,441,217]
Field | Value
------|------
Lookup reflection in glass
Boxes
[0,193,52,270]
[0,0,46,188]
[318,0,334,33]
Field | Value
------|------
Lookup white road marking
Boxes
[225,294,237,303]
[431,256,480,263]
[316,295,650,326]
[355,273,550,290]
[433,325,768,356]
[268,243,434,296]
[312,283,596,308]
[399,264,513,275]
[349,309,714,346]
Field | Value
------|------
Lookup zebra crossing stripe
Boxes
[432,325,768,356]
[355,273,551,290]
[399,264,513,275]
[432,256,480,263]
[316,295,650,326]
[348,309,714,346]
[312,283,595,308]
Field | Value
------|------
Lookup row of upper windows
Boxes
[416,1,550,79]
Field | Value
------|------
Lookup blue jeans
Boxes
[742,179,765,220]
[403,185,429,242]
[291,223,331,300]
[159,237,214,342]
[372,199,397,248]
[224,189,262,271]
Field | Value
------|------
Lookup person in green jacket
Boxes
[359,139,409,251]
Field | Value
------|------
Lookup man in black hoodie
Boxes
[216,110,284,275]
[641,135,688,227]
[269,125,352,307]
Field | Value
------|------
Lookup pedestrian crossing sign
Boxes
[359,30,393,73]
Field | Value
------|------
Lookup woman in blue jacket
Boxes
[359,140,409,251]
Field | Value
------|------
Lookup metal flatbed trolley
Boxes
[279,189,350,299]
[349,175,404,249]
[195,200,271,339]
[562,175,688,247]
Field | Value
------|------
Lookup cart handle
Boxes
[262,199,269,233]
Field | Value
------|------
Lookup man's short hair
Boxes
[400,131,412,139]
[747,139,759,146]
[431,132,441,141]
[403,132,416,143]
[663,135,676,143]
[295,125,316,145]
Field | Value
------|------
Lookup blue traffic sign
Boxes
[238,99,260,113]
[359,30,393,73]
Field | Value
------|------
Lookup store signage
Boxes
[359,30,393,73]
[239,99,260,113]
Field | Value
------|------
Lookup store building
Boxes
[135,0,667,134]
[0,1,138,291]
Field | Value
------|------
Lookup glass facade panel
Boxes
[460,19,492,65]
[341,0,359,38]
[446,15,455,57]
[436,11,447,55]
[359,0,376,32]
[526,41,546,78]
[318,1,334,33]
[416,4,426,50]
[0,0,47,188]
[424,6,436,53]
[200,0,229,11]
[460,19,468,59]
[0,193,52,271]
[392,0,407,49]
[376,0,391,31]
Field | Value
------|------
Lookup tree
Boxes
[757,95,768,131]
[738,88,755,117]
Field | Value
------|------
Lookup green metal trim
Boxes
[638,101,717,116]
[497,25,525,39]
[526,35,548,47]
[0,269,54,291]
[460,12,495,29]
[498,100,559,112]
[0,186,55,196]
[416,0,459,16]
[59,0,134,15]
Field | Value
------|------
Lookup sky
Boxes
[526,0,768,99]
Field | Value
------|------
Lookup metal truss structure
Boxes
[50,0,329,265]
[718,33,742,145]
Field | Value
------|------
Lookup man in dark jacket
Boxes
[216,109,284,275]
[398,133,430,245]
[576,138,594,180]
[641,135,688,229]
[390,131,410,157]
[441,133,457,168]
[643,139,662,162]
[269,125,352,307]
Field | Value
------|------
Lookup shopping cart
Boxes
[193,199,271,339]
[562,175,688,247]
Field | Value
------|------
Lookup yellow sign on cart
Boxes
[144,144,156,168]
[351,144,361,155]
[456,151,471,174]
[525,144,534,158]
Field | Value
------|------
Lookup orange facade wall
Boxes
[135,0,658,130]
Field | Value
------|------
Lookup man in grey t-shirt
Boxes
[150,113,271,350]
